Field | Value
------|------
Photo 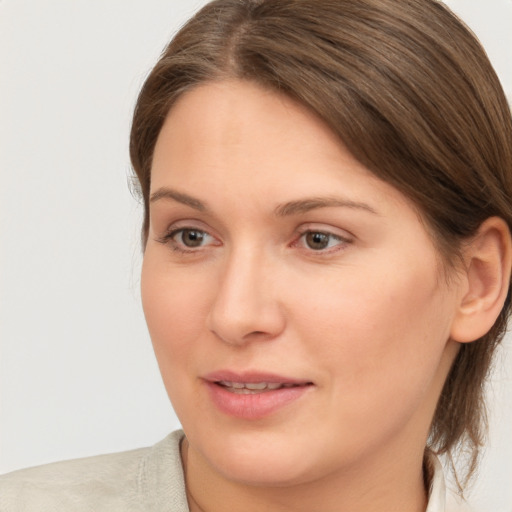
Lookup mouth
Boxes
[203,371,314,419]
[215,380,311,394]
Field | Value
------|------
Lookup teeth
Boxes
[217,380,297,392]
[245,382,268,390]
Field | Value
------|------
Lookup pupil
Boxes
[306,232,329,250]
[183,230,204,247]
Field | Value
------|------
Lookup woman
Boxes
[1,0,511,510]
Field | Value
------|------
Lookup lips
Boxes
[216,380,305,393]
[203,371,313,419]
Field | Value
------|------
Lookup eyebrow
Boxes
[274,197,378,216]
[150,188,208,211]
[150,187,378,216]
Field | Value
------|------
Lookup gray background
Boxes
[1,1,511,509]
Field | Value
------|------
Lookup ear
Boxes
[450,217,512,343]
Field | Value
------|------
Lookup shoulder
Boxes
[0,447,148,511]
[0,430,188,512]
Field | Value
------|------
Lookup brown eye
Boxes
[305,231,331,250]
[177,229,206,247]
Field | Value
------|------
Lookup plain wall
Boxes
[1,1,511,509]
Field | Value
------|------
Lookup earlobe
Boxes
[450,217,512,343]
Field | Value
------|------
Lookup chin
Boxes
[188,424,338,487]
[213,449,316,487]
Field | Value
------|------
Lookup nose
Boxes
[206,247,286,346]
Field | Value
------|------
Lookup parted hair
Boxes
[130,0,512,487]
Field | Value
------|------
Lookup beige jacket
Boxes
[0,430,471,511]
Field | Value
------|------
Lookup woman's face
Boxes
[142,80,463,486]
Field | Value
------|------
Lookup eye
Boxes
[158,226,219,252]
[297,230,350,252]
[174,228,209,248]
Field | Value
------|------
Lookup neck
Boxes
[181,438,428,512]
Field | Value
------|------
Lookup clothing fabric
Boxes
[0,430,471,511]
[0,431,189,512]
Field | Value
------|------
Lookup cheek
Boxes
[296,260,454,411]
[140,256,212,371]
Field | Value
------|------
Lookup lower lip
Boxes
[205,382,312,420]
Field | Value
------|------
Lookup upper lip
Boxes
[203,370,313,386]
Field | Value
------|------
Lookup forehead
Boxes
[152,80,384,197]
[154,79,346,166]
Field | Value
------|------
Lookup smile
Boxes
[216,381,304,393]
[204,372,314,419]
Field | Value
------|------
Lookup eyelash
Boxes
[157,227,218,253]
[294,229,352,253]
[157,226,352,255]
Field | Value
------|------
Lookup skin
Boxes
[141,80,469,512]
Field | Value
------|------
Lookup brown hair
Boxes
[130,0,512,488]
